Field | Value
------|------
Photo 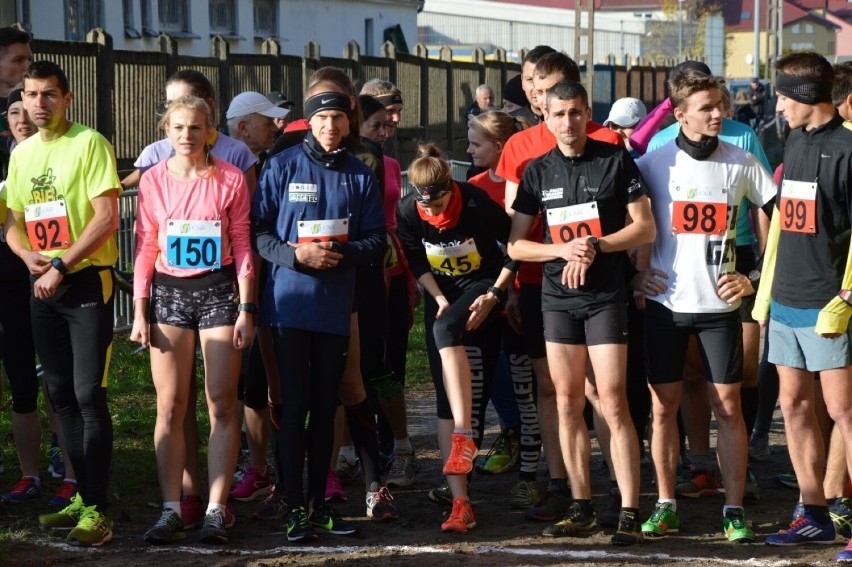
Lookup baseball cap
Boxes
[226,91,289,120]
[266,91,293,108]
[604,97,647,129]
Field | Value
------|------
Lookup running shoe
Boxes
[366,482,399,521]
[723,507,756,543]
[441,497,476,533]
[508,479,540,509]
[765,514,836,546]
[47,445,65,479]
[334,455,362,484]
[253,487,288,521]
[199,507,235,544]
[386,452,421,488]
[181,495,204,530]
[542,502,598,538]
[229,465,271,502]
[775,471,799,490]
[428,484,453,507]
[287,506,316,542]
[744,468,760,501]
[67,505,112,547]
[325,469,347,503]
[611,509,643,546]
[832,498,852,538]
[309,504,359,536]
[443,433,477,476]
[39,492,84,531]
[792,502,805,521]
[641,502,680,537]
[50,480,78,509]
[232,459,249,485]
[838,537,852,562]
[524,488,571,522]
[597,486,621,528]
[748,434,770,461]
[3,476,41,503]
[675,469,721,498]
[475,428,519,475]
[144,508,186,545]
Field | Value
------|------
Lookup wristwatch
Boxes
[587,236,602,254]
[486,286,506,303]
[50,257,68,275]
[839,290,852,307]
[238,302,259,314]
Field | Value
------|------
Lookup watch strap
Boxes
[238,302,259,314]
[51,257,68,275]
[486,286,506,303]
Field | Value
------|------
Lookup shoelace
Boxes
[375,486,394,504]
[619,513,638,532]
[155,509,180,529]
[449,499,469,521]
[205,508,225,529]
[484,431,509,458]
[9,478,34,494]
[55,482,77,500]
[76,505,103,529]
[726,513,747,530]
[649,504,673,523]
[782,515,809,533]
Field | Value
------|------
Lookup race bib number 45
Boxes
[425,238,482,276]
[780,179,817,234]
[546,202,602,243]
[24,200,71,251]
[166,220,222,269]
[671,183,727,235]
[297,218,349,244]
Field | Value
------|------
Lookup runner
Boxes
[634,69,775,543]
[508,79,654,546]
[5,61,120,546]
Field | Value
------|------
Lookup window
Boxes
[141,0,156,36]
[65,0,102,41]
[209,0,236,36]
[123,0,140,38]
[792,23,801,34]
[805,23,814,34]
[791,41,815,50]
[741,11,751,20]
[365,18,374,55]
[159,0,189,33]
[254,0,277,38]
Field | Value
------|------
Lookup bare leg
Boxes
[708,382,747,506]
[777,366,825,505]
[649,382,683,500]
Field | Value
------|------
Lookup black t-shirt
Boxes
[396,182,512,300]
[772,114,852,308]
[513,138,648,311]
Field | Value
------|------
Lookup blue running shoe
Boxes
[831,497,852,539]
[47,446,65,479]
[838,537,852,562]
[765,514,836,546]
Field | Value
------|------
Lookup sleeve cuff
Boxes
[815,297,852,335]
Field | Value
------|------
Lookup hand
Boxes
[129,317,150,348]
[466,292,499,331]
[559,237,596,264]
[633,290,647,311]
[561,259,590,288]
[435,296,450,319]
[505,289,523,334]
[716,272,754,304]
[630,268,669,296]
[22,250,51,276]
[757,319,767,329]
[289,241,343,270]
[233,311,255,349]
[819,332,842,339]
[33,267,63,300]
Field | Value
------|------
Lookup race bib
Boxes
[546,202,602,243]
[779,179,817,234]
[424,238,481,276]
[670,183,727,235]
[297,218,349,244]
[24,200,71,252]
[384,233,399,271]
[166,220,222,269]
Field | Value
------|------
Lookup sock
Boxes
[574,498,594,515]
[206,502,225,514]
[659,498,677,513]
[339,445,357,464]
[393,436,413,455]
[453,428,473,439]
[164,500,181,518]
[549,478,569,493]
[25,475,40,487]
[722,505,743,517]
[828,497,840,507]
[803,504,831,525]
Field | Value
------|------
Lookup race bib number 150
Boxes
[166,220,222,269]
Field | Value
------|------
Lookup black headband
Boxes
[376,93,403,107]
[410,181,451,203]
[304,91,351,120]
[6,87,22,107]
[776,72,832,105]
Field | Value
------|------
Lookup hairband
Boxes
[376,93,403,107]
[304,91,351,120]
[410,180,451,203]
[776,72,832,105]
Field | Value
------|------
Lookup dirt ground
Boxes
[0,386,846,566]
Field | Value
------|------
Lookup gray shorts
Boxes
[768,318,852,372]
[150,278,239,330]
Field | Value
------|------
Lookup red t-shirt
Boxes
[468,169,506,208]
[496,121,623,285]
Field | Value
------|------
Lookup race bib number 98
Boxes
[24,200,71,251]
[424,238,482,276]
[779,179,817,234]
[546,202,602,243]
[670,184,727,235]
[166,220,222,269]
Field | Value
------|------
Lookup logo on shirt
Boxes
[542,187,563,201]
[28,168,64,203]
[288,182,318,203]
[627,178,643,195]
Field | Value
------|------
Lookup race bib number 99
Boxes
[546,202,602,243]
[24,200,71,251]
[670,184,727,235]
[425,238,482,276]
[779,180,817,234]
[166,220,222,269]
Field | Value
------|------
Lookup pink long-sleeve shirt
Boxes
[133,157,254,300]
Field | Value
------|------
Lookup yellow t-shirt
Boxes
[5,122,122,272]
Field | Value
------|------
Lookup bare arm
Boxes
[597,195,656,253]
[504,180,519,216]
[121,169,141,189]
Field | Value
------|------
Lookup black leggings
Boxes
[31,267,114,508]
[271,327,348,508]
[376,272,411,450]
[424,282,499,444]
[0,279,38,413]
[625,295,651,447]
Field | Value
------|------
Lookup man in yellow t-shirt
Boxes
[3,61,120,547]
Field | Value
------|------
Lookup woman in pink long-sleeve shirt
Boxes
[130,94,255,545]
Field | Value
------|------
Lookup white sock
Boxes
[394,437,413,455]
[339,445,357,464]
[164,500,181,519]
[723,505,743,517]
[453,428,473,439]
[25,475,40,487]
[659,498,677,513]
[206,502,225,514]
[63,478,77,485]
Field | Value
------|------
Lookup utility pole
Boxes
[574,0,595,107]
[753,0,761,78]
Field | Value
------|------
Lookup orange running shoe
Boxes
[441,497,476,533]
[442,433,477,476]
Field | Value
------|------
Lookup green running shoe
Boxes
[67,505,113,547]
[641,502,680,537]
[723,507,755,543]
[39,492,84,531]
[475,428,519,475]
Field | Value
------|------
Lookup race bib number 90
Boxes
[297,218,349,244]
[546,202,602,243]
[425,238,482,276]
[779,179,817,234]
[24,200,71,252]
[670,184,727,235]
[166,220,222,269]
